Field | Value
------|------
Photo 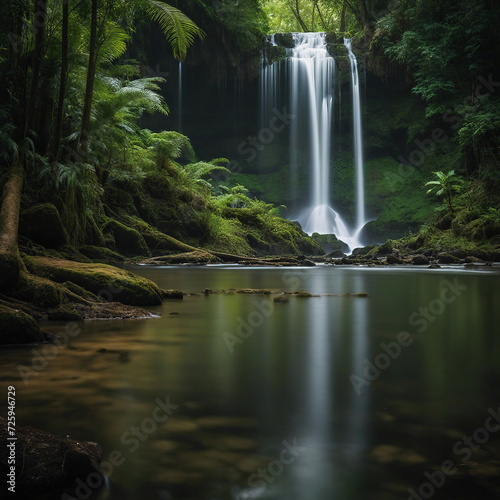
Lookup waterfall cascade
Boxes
[259,33,367,252]
[344,38,366,231]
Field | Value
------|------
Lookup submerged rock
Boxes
[0,417,103,497]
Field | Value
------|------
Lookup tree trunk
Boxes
[0,160,25,291]
[79,0,98,159]
[289,0,309,32]
[446,191,454,215]
[340,1,347,32]
[24,0,48,137]
[49,0,69,162]
[315,3,328,30]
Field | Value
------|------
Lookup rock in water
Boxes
[0,417,103,497]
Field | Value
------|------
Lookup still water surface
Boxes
[2,265,500,500]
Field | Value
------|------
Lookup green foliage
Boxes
[262,0,360,34]
[144,0,205,60]
[425,170,464,214]
[375,0,500,173]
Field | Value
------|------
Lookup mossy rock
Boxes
[79,245,125,263]
[221,207,262,226]
[436,212,454,230]
[0,306,51,344]
[121,217,195,254]
[246,233,271,252]
[103,219,150,257]
[352,244,378,256]
[141,251,222,265]
[311,233,349,254]
[20,203,68,248]
[24,256,162,306]
[14,274,63,308]
[273,33,294,48]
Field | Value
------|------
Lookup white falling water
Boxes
[344,38,366,231]
[259,33,366,252]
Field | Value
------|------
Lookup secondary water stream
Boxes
[2,266,499,500]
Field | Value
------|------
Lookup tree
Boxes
[425,170,464,215]
[0,0,205,292]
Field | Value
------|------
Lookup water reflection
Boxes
[1,266,499,500]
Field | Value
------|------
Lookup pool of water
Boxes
[1,265,500,500]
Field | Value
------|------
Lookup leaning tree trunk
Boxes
[0,160,25,291]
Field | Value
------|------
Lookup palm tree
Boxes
[425,170,464,215]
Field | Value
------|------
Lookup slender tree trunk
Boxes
[446,191,454,215]
[315,3,328,31]
[340,1,347,32]
[49,0,69,162]
[24,0,48,137]
[0,160,25,290]
[79,0,98,159]
[288,0,309,32]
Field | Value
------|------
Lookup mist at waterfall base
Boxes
[260,33,367,252]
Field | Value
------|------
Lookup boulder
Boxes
[0,417,103,497]
[437,253,462,264]
[20,203,68,248]
[412,255,429,265]
[0,305,51,344]
[386,254,403,264]
[104,219,149,257]
[24,256,163,306]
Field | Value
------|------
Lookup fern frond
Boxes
[146,0,205,60]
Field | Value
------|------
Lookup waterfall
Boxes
[259,33,366,252]
[178,61,182,132]
[344,38,366,231]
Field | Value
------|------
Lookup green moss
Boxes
[14,274,63,308]
[79,245,125,263]
[24,256,163,306]
[273,33,294,48]
[311,233,349,254]
[121,216,195,254]
[103,219,150,257]
[0,306,49,344]
[20,203,68,248]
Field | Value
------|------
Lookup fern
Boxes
[145,0,205,60]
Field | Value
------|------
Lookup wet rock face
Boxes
[0,417,103,497]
